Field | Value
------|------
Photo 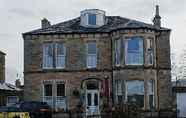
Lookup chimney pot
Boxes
[153,5,161,29]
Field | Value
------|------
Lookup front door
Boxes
[86,90,99,115]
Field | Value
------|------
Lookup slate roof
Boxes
[0,83,22,91]
[0,51,6,55]
[23,16,170,35]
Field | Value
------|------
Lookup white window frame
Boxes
[87,42,97,68]
[56,81,66,97]
[43,43,54,69]
[148,79,155,109]
[7,96,19,105]
[115,39,121,66]
[125,37,144,65]
[146,39,154,65]
[55,43,66,69]
[115,79,122,103]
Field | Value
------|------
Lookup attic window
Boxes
[88,14,96,25]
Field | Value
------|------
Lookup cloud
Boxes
[0,0,185,84]
[8,8,37,18]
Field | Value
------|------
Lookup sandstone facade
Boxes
[23,8,172,112]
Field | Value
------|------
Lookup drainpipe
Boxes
[155,31,160,111]
[111,35,114,107]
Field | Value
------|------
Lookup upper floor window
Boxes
[56,43,66,69]
[125,37,143,65]
[88,14,96,25]
[147,39,154,65]
[43,43,54,68]
[115,40,121,66]
[43,43,66,69]
[87,42,97,68]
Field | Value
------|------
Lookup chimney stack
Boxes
[153,5,161,29]
[41,18,51,29]
[15,79,21,88]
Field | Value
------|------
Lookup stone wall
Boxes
[24,71,112,109]
[24,33,112,73]
[23,29,172,111]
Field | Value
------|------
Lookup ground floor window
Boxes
[43,81,67,111]
[148,80,155,109]
[57,82,65,97]
[115,79,155,109]
[7,96,19,106]
[126,80,144,108]
[115,79,122,103]
[44,84,52,96]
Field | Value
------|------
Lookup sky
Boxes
[0,0,186,84]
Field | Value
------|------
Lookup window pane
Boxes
[94,93,98,106]
[126,80,144,108]
[88,42,96,54]
[43,44,54,68]
[56,43,66,68]
[116,80,122,96]
[87,42,97,68]
[7,97,18,104]
[147,39,154,65]
[87,93,91,106]
[57,43,64,55]
[126,37,143,65]
[44,84,52,96]
[88,14,96,25]
[148,80,155,109]
[115,40,121,65]
[57,83,65,96]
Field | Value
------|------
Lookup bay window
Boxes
[147,39,154,65]
[148,80,155,109]
[115,79,122,103]
[87,42,97,68]
[125,37,144,65]
[115,40,121,66]
[126,80,144,108]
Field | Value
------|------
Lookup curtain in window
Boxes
[126,37,143,65]
[87,42,97,68]
[43,44,54,68]
[56,43,66,68]
[126,80,144,108]
[147,39,154,65]
[148,80,155,109]
[115,80,122,103]
[115,40,121,65]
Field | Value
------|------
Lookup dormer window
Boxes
[88,14,96,25]
[80,9,105,28]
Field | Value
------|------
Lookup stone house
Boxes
[0,51,23,106]
[23,6,172,114]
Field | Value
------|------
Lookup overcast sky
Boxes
[0,0,186,84]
